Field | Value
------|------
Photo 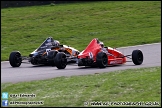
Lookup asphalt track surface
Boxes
[1,43,161,83]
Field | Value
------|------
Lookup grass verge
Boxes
[1,66,161,107]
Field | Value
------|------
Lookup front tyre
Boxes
[132,49,143,65]
[55,52,67,69]
[96,52,108,68]
[9,51,22,67]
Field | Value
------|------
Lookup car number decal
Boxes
[89,52,93,59]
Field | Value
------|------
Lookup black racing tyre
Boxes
[54,52,67,69]
[96,52,108,68]
[132,49,143,65]
[9,51,22,67]
[47,50,58,66]
[78,59,83,66]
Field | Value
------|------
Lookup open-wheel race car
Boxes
[77,38,143,68]
[9,37,80,68]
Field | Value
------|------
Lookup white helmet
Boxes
[54,40,60,46]
[99,41,104,47]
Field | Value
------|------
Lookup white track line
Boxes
[117,42,161,49]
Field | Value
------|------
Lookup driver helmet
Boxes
[54,40,60,46]
[99,41,104,48]
[52,40,60,46]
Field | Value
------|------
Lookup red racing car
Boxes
[56,38,143,69]
[77,38,143,68]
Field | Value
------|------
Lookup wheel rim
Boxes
[138,52,143,62]
[15,54,21,65]
[102,56,107,65]
[61,56,67,67]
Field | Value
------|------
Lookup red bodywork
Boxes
[77,38,126,65]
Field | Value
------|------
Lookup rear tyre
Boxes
[96,52,108,68]
[78,59,83,66]
[47,50,58,66]
[55,52,67,69]
[9,51,22,67]
[132,49,143,65]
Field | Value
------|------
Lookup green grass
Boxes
[1,66,161,107]
[1,1,161,61]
